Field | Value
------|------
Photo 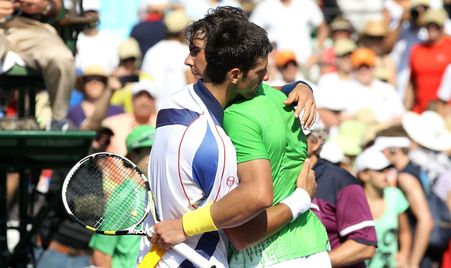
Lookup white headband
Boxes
[374,136,411,150]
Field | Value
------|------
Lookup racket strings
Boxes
[66,155,149,231]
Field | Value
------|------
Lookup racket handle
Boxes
[172,243,216,268]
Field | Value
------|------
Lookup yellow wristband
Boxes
[182,203,218,237]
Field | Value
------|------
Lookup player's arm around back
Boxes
[150,159,274,250]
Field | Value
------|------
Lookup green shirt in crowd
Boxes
[367,187,409,268]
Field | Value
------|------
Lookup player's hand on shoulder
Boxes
[283,82,316,128]
[148,218,188,250]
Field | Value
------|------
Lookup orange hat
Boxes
[351,48,376,68]
[275,50,297,68]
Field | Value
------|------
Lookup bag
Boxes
[428,191,451,249]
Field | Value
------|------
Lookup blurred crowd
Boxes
[1,0,451,267]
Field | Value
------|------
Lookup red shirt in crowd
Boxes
[410,36,451,113]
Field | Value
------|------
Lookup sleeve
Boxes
[223,108,268,163]
[438,64,451,101]
[89,233,119,256]
[336,184,378,245]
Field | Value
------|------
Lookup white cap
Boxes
[355,147,391,173]
[131,81,156,97]
[319,141,344,164]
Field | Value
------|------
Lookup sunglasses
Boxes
[83,76,107,83]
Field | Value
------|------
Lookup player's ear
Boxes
[229,68,242,84]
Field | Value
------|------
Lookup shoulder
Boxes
[315,159,358,186]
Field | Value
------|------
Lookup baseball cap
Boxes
[355,147,391,173]
[351,48,376,68]
[164,9,190,33]
[422,8,448,26]
[275,50,298,68]
[334,39,356,57]
[126,125,156,151]
[361,20,387,37]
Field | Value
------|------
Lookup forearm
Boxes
[398,213,412,260]
[92,250,113,268]
[410,219,433,265]
[329,239,376,267]
[80,89,113,131]
[225,202,293,250]
[211,181,272,229]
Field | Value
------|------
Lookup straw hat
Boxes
[402,111,451,152]
[361,20,387,37]
[164,9,190,33]
[422,8,448,27]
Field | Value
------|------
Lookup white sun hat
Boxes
[402,111,451,152]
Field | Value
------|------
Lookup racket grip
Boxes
[172,243,216,268]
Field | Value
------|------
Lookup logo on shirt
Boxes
[226,176,236,187]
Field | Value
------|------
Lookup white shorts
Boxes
[269,251,331,268]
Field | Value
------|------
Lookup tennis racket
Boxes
[61,152,215,268]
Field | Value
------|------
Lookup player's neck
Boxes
[203,81,229,108]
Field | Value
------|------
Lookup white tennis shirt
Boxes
[139,81,239,268]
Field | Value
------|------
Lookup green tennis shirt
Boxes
[224,83,329,267]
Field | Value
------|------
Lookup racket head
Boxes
[62,152,154,235]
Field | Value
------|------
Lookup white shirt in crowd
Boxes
[76,31,121,74]
[250,0,324,64]
[344,79,405,123]
[141,39,191,111]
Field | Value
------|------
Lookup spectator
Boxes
[68,65,124,130]
[355,148,412,268]
[402,110,451,267]
[0,0,75,130]
[75,0,121,74]
[129,1,167,56]
[141,9,195,111]
[307,122,377,268]
[90,125,155,268]
[407,8,451,113]
[373,125,435,267]
[316,39,356,133]
[102,81,157,156]
[387,0,429,101]
[271,50,305,86]
[344,48,404,124]
[250,0,329,66]
[359,20,397,86]
[110,38,143,113]
[313,16,355,76]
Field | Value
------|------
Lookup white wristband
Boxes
[280,188,311,222]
